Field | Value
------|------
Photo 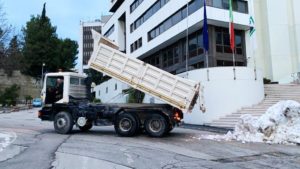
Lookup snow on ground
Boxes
[0,130,17,152]
[199,100,300,145]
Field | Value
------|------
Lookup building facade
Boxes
[78,20,103,73]
[249,0,300,83]
[104,0,250,71]
[94,0,268,125]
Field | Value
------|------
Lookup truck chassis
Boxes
[39,101,183,137]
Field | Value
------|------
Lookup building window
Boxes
[98,90,101,96]
[215,27,243,55]
[104,25,115,37]
[115,83,117,90]
[148,0,248,41]
[106,87,108,93]
[131,37,142,53]
[130,0,144,13]
[130,0,170,33]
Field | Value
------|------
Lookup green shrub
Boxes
[0,84,20,107]
[25,95,33,104]
[124,88,145,103]
[93,98,101,103]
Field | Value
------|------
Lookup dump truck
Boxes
[38,31,200,137]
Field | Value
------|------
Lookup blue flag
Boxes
[203,0,209,52]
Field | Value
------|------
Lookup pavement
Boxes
[0,108,300,169]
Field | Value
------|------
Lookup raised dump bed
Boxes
[88,30,200,113]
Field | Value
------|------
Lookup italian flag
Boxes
[229,0,235,52]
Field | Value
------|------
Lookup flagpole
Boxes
[185,0,189,78]
[206,51,209,81]
[233,50,236,80]
[203,0,209,81]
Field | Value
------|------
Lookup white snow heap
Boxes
[200,100,300,145]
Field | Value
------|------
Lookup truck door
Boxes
[45,76,64,104]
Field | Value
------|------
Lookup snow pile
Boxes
[200,100,300,145]
[0,131,17,152]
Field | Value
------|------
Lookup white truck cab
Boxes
[41,72,87,105]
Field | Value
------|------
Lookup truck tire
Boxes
[54,111,74,134]
[145,114,167,137]
[79,122,93,132]
[114,112,138,137]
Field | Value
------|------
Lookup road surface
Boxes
[0,108,300,169]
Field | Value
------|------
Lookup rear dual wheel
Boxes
[145,114,168,137]
[114,112,139,137]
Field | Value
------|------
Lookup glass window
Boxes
[189,36,197,51]
[197,33,203,48]
[98,90,101,96]
[189,0,201,15]
[164,18,172,31]
[144,10,152,21]
[115,84,117,90]
[235,34,242,47]
[213,0,223,8]
[216,32,222,45]
[174,46,179,64]
[106,87,108,93]
[167,49,174,66]
[159,24,165,34]
[216,45,223,53]
[182,7,187,19]
[223,33,230,46]
[80,79,86,85]
[163,51,168,67]
[172,11,182,25]
[222,0,229,9]
[152,1,161,13]
[70,77,79,85]
[155,27,160,37]
[237,1,248,13]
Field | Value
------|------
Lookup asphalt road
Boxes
[0,108,300,169]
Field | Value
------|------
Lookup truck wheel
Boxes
[79,122,93,132]
[54,111,74,134]
[145,114,167,137]
[114,112,138,137]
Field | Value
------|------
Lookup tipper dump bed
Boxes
[88,30,200,113]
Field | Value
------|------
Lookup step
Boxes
[208,84,300,129]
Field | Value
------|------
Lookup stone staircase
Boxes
[205,84,300,129]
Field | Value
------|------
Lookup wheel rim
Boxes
[149,119,162,133]
[57,118,67,128]
[119,118,132,132]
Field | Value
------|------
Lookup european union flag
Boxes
[203,0,209,52]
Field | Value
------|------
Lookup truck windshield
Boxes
[45,76,64,104]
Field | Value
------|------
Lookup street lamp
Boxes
[41,63,45,88]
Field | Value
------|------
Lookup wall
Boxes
[144,67,264,125]
[94,78,129,103]
[0,69,41,100]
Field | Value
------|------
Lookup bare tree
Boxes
[0,1,12,45]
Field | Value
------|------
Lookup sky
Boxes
[2,0,111,42]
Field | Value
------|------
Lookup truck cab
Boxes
[41,72,88,105]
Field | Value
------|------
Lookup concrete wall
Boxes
[97,67,264,125]
[182,67,264,124]
[0,69,41,100]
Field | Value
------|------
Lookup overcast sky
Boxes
[2,0,111,42]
